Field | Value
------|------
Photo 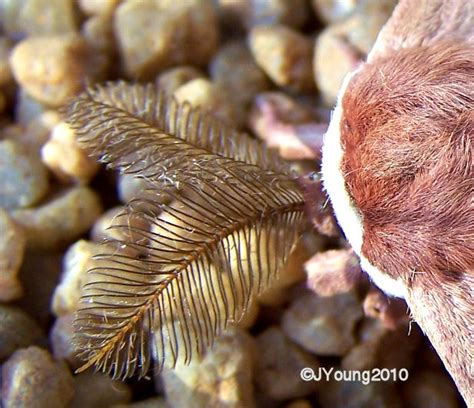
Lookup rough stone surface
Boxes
[12,187,102,250]
[71,372,132,408]
[255,326,318,400]
[115,0,219,79]
[311,0,359,23]
[0,209,25,300]
[156,65,204,95]
[78,0,120,16]
[281,290,363,356]
[10,34,90,107]
[173,78,239,126]
[41,121,99,184]
[0,139,49,210]
[49,314,81,368]
[51,240,101,316]
[249,24,314,93]
[0,305,43,361]
[1,346,75,408]
[161,328,257,408]
[1,0,78,40]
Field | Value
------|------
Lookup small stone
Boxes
[249,24,315,93]
[318,379,401,408]
[21,110,62,153]
[314,0,397,106]
[156,65,205,95]
[210,41,271,126]
[286,400,313,408]
[281,290,363,356]
[1,346,75,408]
[0,305,43,361]
[0,209,25,301]
[115,0,219,79]
[249,92,324,160]
[161,328,256,408]
[71,371,132,408]
[12,186,102,250]
[112,397,171,408]
[255,326,318,400]
[0,139,49,210]
[50,314,81,369]
[41,121,99,184]
[218,0,310,30]
[10,34,90,107]
[311,0,359,23]
[14,87,48,126]
[0,37,13,87]
[78,0,120,16]
[402,371,459,408]
[305,249,363,297]
[1,0,78,40]
[173,78,239,126]
[51,240,101,316]
[363,287,410,329]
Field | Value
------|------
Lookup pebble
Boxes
[402,371,459,408]
[314,0,397,106]
[10,34,90,107]
[49,314,81,368]
[41,121,99,184]
[0,139,49,210]
[311,0,359,23]
[12,186,102,250]
[254,326,318,400]
[305,249,363,297]
[362,287,410,329]
[78,0,120,16]
[1,0,78,41]
[218,0,310,30]
[210,41,271,126]
[157,66,205,95]
[51,240,101,316]
[161,328,257,408]
[0,37,13,87]
[14,87,48,126]
[281,290,363,356]
[113,397,171,408]
[173,78,239,126]
[21,110,62,153]
[114,0,219,79]
[71,371,132,408]
[1,346,75,408]
[249,24,315,93]
[0,209,25,301]
[0,305,43,361]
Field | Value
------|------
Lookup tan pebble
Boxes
[311,0,359,23]
[41,121,99,184]
[173,78,239,126]
[115,0,219,79]
[0,139,49,210]
[402,371,459,408]
[285,399,313,408]
[249,24,315,93]
[0,209,25,301]
[210,41,271,126]
[0,305,43,361]
[255,326,318,400]
[20,110,62,153]
[10,34,90,107]
[12,186,102,250]
[1,0,78,40]
[1,346,75,408]
[156,65,205,96]
[14,87,48,126]
[51,240,101,316]
[78,0,121,16]
[281,290,363,356]
[71,371,132,408]
[0,37,13,87]
[49,314,81,369]
[161,328,257,408]
[218,0,310,30]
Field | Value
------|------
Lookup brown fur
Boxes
[339,41,473,404]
